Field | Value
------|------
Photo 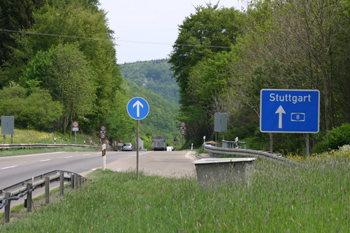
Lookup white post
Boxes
[191,143,193,150]
[102,144,106,171]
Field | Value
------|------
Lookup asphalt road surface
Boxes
[1,150,198,190]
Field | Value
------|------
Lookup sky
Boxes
[98,0,246,64]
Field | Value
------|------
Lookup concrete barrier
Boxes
[193,158,256,188]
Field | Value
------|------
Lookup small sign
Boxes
[127,97,150,120]
[180,127,186,130]
[180,129,186,135]
[214,113,227,132]
[100,133,106,139]
[72,121,79,128]
[1,116,14,135]
[117,139,123,146]
[101,125,106,131]
[72,127,79,132]
[180,122,186,127]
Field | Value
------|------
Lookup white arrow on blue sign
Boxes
[127,97,149,120]
[260,89,320,133]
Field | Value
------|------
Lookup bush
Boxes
[312,123,350,153]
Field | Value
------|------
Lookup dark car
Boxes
[122,143,133,151]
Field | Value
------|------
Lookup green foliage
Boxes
[1,0,123,135]
[21,43,96,133]
[312,124,350,153]
[169,3,242,107]
[121,59,179,105]
[0,85,63,130]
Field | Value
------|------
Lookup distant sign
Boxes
[1,116,14,135]
[101,125,106,131]
[180,129,186,135]
[214,113,227,132]
[117,139,123,147]
[260,89,320,133]
[72,127,79,132]
[180,122,186,127]
[127,97,150,120]
[72,121,79,128]
[100,133,106,139]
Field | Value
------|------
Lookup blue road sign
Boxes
[260,89,320,133]
[127,97,149,120]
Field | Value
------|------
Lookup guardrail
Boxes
[0,170,90,223]
[203,142,300,165]
[0,143,99,150]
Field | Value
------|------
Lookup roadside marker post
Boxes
[102,144,106,171]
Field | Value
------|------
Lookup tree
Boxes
[0,85,63,130]
[169,3,242,144]
[21,43,96,134]
[169,3,242,108]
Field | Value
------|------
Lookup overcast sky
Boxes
[98,0,246,64]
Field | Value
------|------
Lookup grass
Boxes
[0,126,100,156]
[0,126,99,145]
[1,149,350,232]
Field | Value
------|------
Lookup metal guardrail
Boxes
[222,140,247,149]
[203,142,300,165]
[0,170,90,223]
[0,143,99,150]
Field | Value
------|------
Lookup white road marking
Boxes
[65,156,73,158]
[1,165,17,170]
[40,159,51,162]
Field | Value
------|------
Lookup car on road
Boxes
[122,143,133,151]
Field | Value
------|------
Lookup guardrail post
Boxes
[26,183,32,212]
[45,177,50,204]
[4,192,11,222]
[71,174,75,189]
[77,176,81,188]
[60,171,64,195]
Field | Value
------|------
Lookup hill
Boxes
[120,59,179,106]
[125,80,180,148]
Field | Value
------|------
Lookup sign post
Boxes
[72,121,79,144]
[260,89,320,155]
[127,97,149,179]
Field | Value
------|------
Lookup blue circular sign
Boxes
[127,97,149,120]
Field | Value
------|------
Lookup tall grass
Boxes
[0,126,99,145]
[1,153,349,232]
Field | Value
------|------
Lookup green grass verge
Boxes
[1,156,349,232]
[0,147,99,157]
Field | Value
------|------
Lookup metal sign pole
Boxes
[75,131,76,144]
[136,120,139,180]
[269,133,273,153]
[306,133,310,157]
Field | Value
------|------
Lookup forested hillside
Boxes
[169,2,350,153]
[0,0,178,148]
[121,59,179,105]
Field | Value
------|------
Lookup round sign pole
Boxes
[126,97,149,180]
[136,120,139,180]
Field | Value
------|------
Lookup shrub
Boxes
[312,123,350,153]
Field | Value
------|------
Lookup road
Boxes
[0,150,198,190]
